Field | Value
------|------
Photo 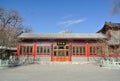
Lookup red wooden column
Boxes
[63,45,65,61]
[69,42,72,61]
[102,43,106,59]
[33,42,36,59]
[86,43,90,61]
[51,42,53,62]
[16,42,20,60]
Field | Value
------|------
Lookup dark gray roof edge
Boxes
[18,33,107,39]
[18,32,104,34]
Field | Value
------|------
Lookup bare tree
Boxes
[0,7,32,55]
[112,0,120,15]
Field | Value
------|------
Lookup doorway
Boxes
[51,45,71,62]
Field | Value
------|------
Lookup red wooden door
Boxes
[51,44,71,62]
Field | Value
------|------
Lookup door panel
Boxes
[52,45,71,62]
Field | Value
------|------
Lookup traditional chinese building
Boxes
[98,22,120,57]
[17,22,120,63]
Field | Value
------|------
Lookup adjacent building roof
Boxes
[18,33,107,39]
[97,22,120,45]
[107,31,120,45]
[97,22,120,33]
[0,46,17,50]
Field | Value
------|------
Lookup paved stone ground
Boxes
[0,63,120,81]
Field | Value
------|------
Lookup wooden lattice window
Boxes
[20,45,33,55]
[37,46,51,55]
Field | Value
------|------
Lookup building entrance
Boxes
[51,44,71,62]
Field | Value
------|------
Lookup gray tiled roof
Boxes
[97,22,120,33]
[107,31,120,45]
[112,23,120,26]
[105,22,120,26]
[18,33,107,39]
